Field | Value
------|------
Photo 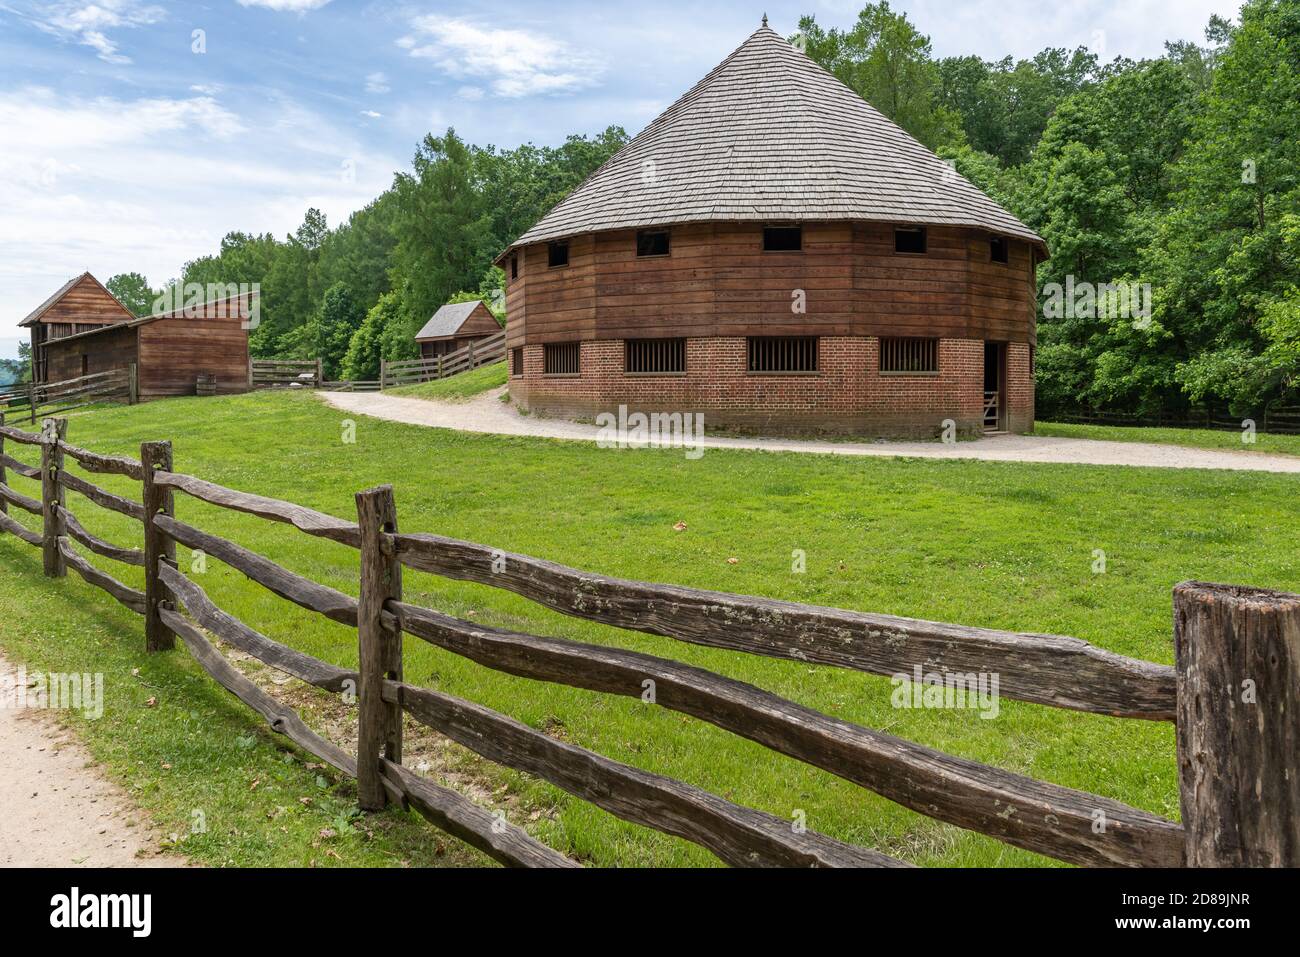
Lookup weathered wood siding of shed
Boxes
[44,326,138,384]
[35,274,134,328]
[137,313,250,397]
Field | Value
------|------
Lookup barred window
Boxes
[880,337,938,373]
[636,230,670,257]
[626,338,685,374]
[748,336,818,373]
[990,236,1009,264]
[511,347,523,376]
[548,241,569,268]
[763,226,802,251]
[543,342,580,375]
[895,227,927,254]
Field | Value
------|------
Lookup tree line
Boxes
[101,0,1297,417]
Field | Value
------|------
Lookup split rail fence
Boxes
[1,411,1297,867]
[0,367,135,424]
[381,330,506,389]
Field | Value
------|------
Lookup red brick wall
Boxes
[1006,341,1035,433]
[509,336,1032,437]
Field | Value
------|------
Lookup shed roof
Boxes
[39,292,256,347]
[415,300,491,341]
[506,23,1044,253]
[19,272,135,327]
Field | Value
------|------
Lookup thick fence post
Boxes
[141,440,176,652]
[40,417,68,577]
[356,484,403,811]
[1174,581,1300,866]
[314,357,323,389]
[379,359,387,391]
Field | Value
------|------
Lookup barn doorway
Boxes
[983,342,1006,432]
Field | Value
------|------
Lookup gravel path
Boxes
[321,389,1300,474]
[0,652,172,867]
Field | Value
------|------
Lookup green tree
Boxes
[342,292,399,381]
[306,283,364,380]
[106,272,157,316]
[1143,0,1300,410]
[797,2,964,148]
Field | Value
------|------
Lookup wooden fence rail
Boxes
[380,330,507,389]
[1,411,1297,867]
[0,367,135,423]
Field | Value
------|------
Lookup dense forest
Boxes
[101,0,1298,417]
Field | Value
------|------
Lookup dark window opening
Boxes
[543,342,580,375]
[880,338,938,373]
[636,230,671,257]
[626,338,685,374]
[747,336,818,373]
[81,354,89,378]
[763,226,802,251]
[990,236,1009,264]
[511,347,523,376]
[548,242,569,268]
[895,227,927,254]
[510,256,518,279]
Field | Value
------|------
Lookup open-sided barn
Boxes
[21,275,254,398]
[497,22,1047,437]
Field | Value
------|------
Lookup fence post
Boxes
[40,417,68,577]
[437,355,443,380]
[1174,581,1300,866]
[0,411,7,519]
[355,484,403,811]
[141,440,176,652]
[28,382,36,424]
[314,357,323,389]
[128,362,139,405]
[467,340,475,370]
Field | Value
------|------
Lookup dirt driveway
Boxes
[0,652,173,867]
[320,389,1300,474]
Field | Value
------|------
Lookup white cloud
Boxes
[399,16,604,97]
[0,86,398,335]
[365,71,390,94]
[360,109,382,118]
[23,0,165,64]
[236,0,332,12]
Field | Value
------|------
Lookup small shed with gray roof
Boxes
[414,300,502,359]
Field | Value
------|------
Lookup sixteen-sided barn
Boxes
[497,24,1045,437]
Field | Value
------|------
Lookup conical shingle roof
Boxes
[510,23,1043,251]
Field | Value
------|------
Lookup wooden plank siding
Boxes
[38,299,252,399]
[507,223,1037,345]
[44,325,138,384]
[137,312,250,397]
[28,274,135,328]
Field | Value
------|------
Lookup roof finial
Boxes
[762,13,768,27]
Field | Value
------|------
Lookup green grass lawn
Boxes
[1035,420,1300,457]
[386,361,507,401]
[1,391,1297,867]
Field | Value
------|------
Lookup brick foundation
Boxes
[509,336,1035,438]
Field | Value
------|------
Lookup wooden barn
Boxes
[414,300,502,359]
[496,21,1047,437]
[21,275,254,398]
[19,273,136,383]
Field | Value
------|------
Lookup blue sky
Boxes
[0,0,1242,356]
